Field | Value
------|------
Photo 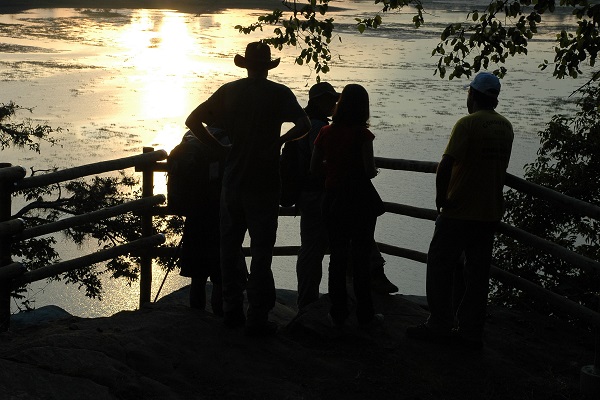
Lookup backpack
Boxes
[167,130,227,216]
[279,138,310,207]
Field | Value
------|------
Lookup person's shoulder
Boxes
[493,111,513,125]
[210,80,239,97]
[310,117,329,131]
[319,124,333,133]
[269,79,298,94]
[457,112,477,122]
[481,110,514,130]
[455,110,496,125]
[221,78,249,90]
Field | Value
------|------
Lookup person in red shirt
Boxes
[311,84,384,328]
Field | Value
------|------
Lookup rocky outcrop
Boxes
[0,286,594,399]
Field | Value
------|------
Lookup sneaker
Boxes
[359,313,384,329]
[244,321,278,337]
[223,309,246,329]
[405,323,451,344]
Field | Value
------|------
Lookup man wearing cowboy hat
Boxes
[186,42,310,336]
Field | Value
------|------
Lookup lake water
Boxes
[0,1,589,317]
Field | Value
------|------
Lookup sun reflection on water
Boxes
[118,10,199,120]
[112,9,227,155]
[1,4,590,318]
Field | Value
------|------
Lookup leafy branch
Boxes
[10,168,181,303]
[1,97,183,305]
[236,0,336,76]
[0,102,60,153]
[235,1,422,79]
[432,0,599,83]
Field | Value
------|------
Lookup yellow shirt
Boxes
[442,110,514,222]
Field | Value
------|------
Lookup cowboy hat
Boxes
[234,42,280,70]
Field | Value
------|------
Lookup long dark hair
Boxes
[331,84,370,127]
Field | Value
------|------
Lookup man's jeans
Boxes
[296,190,329,311]
[220,187,279,325]
[426,215,498,339]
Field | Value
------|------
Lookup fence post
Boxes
[0,163,14,331]
[138,147,155,306]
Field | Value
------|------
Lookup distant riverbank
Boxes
[0,0,280,14]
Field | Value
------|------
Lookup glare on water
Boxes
[0,2,589,317]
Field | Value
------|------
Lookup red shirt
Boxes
[314,124,375,189]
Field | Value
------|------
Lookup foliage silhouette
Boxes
[237,0,600,315]
[1,102,182,310]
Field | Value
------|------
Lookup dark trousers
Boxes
[296,190,329,311]
[324,193,377,325]
[179,213,221,282]
[220,187,279,325]
[426,215,498,339]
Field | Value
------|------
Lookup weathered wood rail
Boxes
[0,149,168,331]
[0,150,598,387]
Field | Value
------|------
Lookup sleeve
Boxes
[196,86,224,126]
[308,119,328,151]
[281,86,308,122]
[444,117,469,162]
[313,125,328,148]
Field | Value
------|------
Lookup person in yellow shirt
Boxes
[406,72,514,349]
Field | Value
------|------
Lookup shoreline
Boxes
[0,0,282,14]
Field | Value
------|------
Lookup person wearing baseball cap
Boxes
[185,42,310,336]
[406,71,514,349]
[293,81,398,316]
[294,82,340,312]
[469,71,501,98]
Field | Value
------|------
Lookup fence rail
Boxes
[0,150,168,331]
[375,157,600,329]
[12,234,165,287]
[0,152,597,353]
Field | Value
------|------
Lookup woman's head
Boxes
[332,84,370,127]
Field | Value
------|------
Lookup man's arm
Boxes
[277,115,311,148]
[435,154,454,213]
[185,105,229,155]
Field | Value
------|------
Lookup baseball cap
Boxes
[469,72,501,98]
[308,82,340,100]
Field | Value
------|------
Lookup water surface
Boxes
[0,1,589,317]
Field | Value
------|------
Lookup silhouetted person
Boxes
[311,84,384,328]
[175,129,226,315]
[406,72,514,349]
[186,42,310,336]
[174,128,246,316]
[295,82,339,312]
[295,82,397,313]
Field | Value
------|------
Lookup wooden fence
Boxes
[0,149,599,373]
[0,149,168,331]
